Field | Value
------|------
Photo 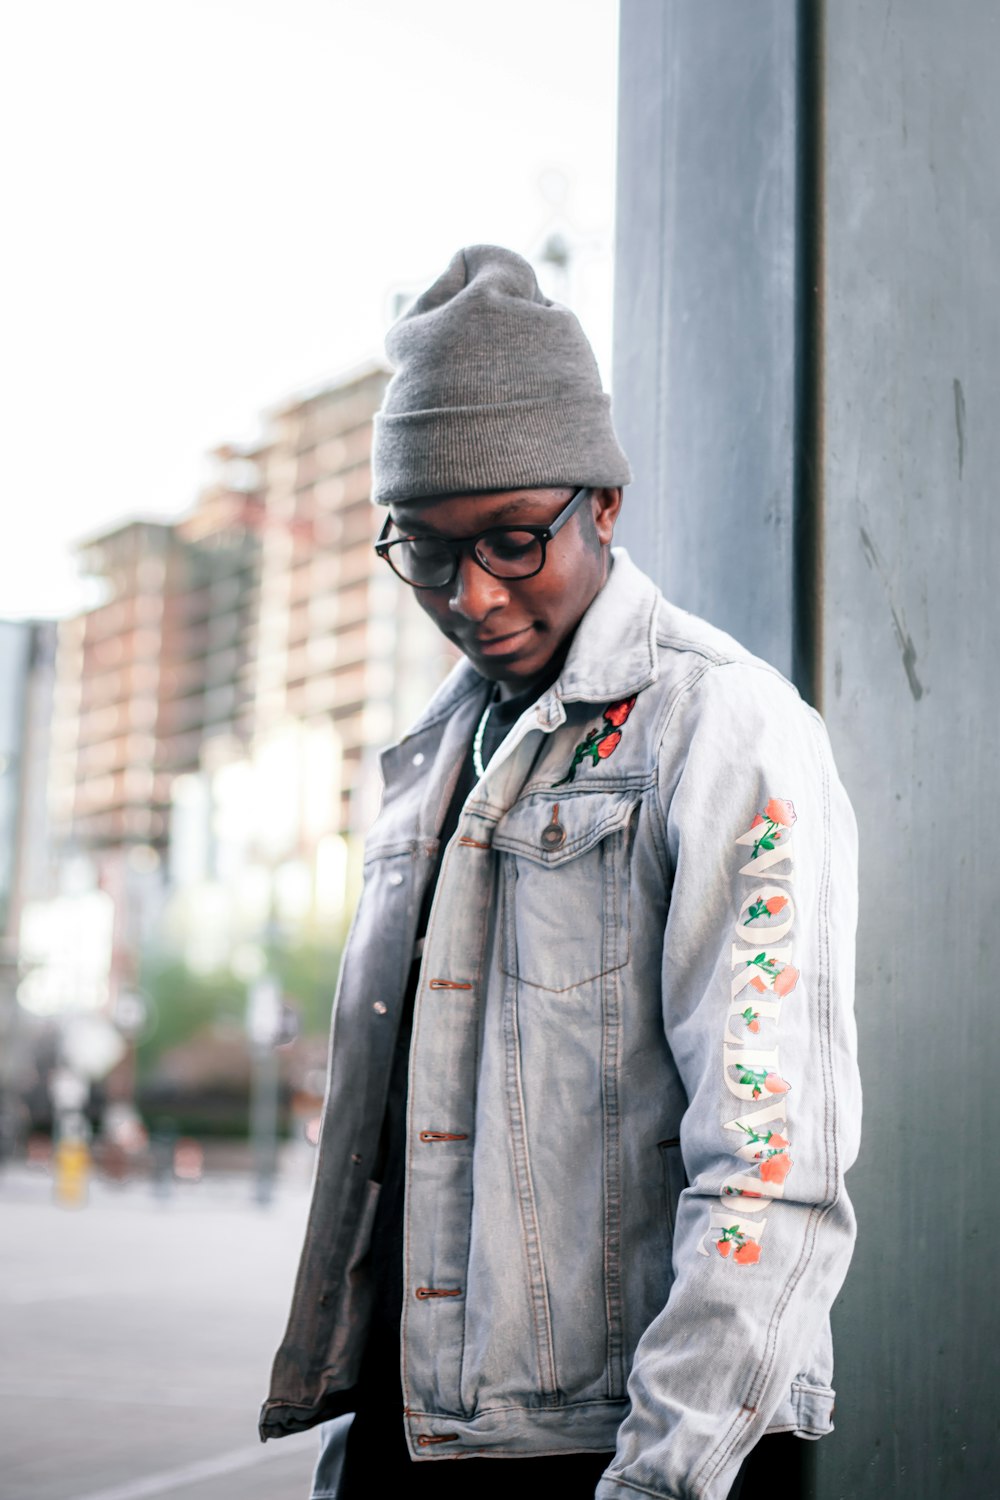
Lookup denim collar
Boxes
[552,547,660,706]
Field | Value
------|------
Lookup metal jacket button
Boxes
[540,803,565,850]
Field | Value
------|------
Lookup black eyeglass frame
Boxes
[374,487,591,590]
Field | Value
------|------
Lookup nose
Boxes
[448,552,510,622]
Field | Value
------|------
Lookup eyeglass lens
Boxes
[389,529,545,587]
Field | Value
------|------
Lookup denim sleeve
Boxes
[597,662,862,1500]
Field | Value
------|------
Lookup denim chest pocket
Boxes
[492,788,641,992]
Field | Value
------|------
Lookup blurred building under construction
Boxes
[11,363,452,1062]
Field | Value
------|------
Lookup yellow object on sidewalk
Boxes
[54,1137,90,1208]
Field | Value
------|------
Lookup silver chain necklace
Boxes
[472,702,492,781]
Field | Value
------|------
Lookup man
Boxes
[261,246,861,1500]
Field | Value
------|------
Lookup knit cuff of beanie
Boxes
[373,393,629,505]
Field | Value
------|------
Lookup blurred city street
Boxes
[0,1159,322,1500]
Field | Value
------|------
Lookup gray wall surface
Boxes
[819,3,1000,1494]
[613,0,802,682]
[614,2,999,1496]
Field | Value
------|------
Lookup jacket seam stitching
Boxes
[602,924,625,1394]
[654,657,754,1493]
[502,944,560,1401]
[363,837,435,865]
[652,659,724,759]
[404,1396,629,1418]
[455,838,496,1412]
[518,773,655,798]
[813,718,839,1210]
[644,777,670,890]
[654,630,730,666]
[493,807,641,860]
[650,660,718,850]
[598,1478,682,1499]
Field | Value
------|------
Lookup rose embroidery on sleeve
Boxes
[748,798,797,858]
[740,952,800,998]
[731,1065,792,1100]
[715,1226,762,1265]
[758,1151,793,1185]
[745,894,789,922]
[737,1124,789,1153]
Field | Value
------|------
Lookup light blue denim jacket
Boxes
[261,550,861,1500]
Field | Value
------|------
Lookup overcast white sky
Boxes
[1,0,620,621]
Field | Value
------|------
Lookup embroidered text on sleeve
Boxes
[699,797,800,1265]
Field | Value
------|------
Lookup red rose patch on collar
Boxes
[554,695,638,786]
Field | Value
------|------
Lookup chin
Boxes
[471,657,526,684]
[482,651,560,695]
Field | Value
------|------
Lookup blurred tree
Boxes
[136,936,343,1078]
[266,937,345,1041]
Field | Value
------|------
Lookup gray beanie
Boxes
[371,244,631,504]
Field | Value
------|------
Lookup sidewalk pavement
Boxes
[0,1158,323,1500]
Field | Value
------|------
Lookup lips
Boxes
[469,626,534,656]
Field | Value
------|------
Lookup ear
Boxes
[592,487,623,545]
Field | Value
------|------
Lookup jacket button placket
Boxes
[403,811,496,1438]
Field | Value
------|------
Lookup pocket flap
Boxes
[492,788,641,867]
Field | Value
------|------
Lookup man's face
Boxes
[387,486,622,694]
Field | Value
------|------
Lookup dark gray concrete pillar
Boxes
[613,2,1000,1495]
[613,0,805,685]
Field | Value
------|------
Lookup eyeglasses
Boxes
[374,488,590,590]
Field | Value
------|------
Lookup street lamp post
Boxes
[246,973,283,1206]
